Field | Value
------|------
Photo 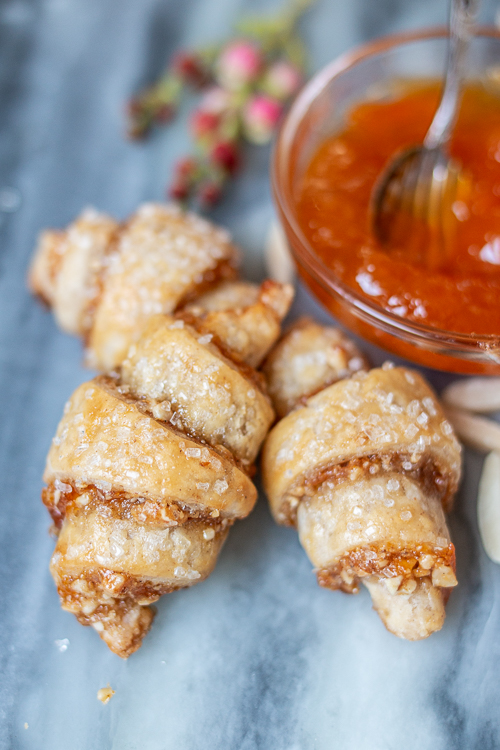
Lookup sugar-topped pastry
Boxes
[42,290,292,656]
[262,327,461,640]
[263,317,368,418]
[29,203,240,370]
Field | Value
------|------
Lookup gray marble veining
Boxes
[1,0,500,748]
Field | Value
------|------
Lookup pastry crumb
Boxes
[97,685,115,704]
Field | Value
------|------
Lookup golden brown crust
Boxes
[41,248,291,655]
[183,279,294,368]
[29,203,241,371]
[261,356,462,641]
[175,310,269,395]
[52,500,229,591]
[44,369,238,660]
[87,204,239,370]
[44,377,257,520]
[29,205,296,378]
[263,317,368,418]
[44,379,239,659]
[121,315,274,465]
[262,366,461,524]
[28,229,65,306]
[364,577,447,640]
[43,373,255,656]
[297,470,457,606]
[264,317,368,417]
[28,209,119,336]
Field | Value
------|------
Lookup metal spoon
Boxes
[372,0,479,266]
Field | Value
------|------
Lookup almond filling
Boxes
[316,542,456,594]
[55,566,184,617]
[280,452,456,526]
[43,481,232,530]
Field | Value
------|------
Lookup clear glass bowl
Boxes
[272,27,500,374]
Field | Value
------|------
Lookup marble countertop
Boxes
[1,1,500,748]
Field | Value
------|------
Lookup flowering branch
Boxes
[127,0,314,208]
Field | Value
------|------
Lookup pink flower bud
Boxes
[127,97,142,118]
[190,109,219,139]
[171,52,207,87]
[243,95,283,144]
[175,157,197,178]
[169,179,190,202]
[199,86,232,115]
[262,60,302,100]
[217,40,262,90]
[211,141,240,175]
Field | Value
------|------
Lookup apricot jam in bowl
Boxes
[273,28,500,374]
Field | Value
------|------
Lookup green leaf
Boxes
[156,74,183,102]
[234,16,284,40]
[283,35,308,70]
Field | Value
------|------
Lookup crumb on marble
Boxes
[97,685,115,704]
[54,638,69,652]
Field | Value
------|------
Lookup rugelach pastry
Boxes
[43,275,292,656]
[35,203,294,656]
[262,320,461,640]
[29,203,253,370]
[263,317,368,417]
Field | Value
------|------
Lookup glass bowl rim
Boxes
[272,25,500,357]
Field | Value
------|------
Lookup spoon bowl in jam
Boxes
[372,0,479,267]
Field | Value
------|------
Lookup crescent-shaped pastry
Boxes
[42,301,285,656]
[29,203,294,372]
[263,317,368,418]
[29,204,239,370]
[184,280,294,368]
[262,321,461,640]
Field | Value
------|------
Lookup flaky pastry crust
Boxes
[262,341,461,640]
[45,377,257,520]
[29,203,239,370]
[185,280,294,368]
[121,315,274,466]
[29,204,294,373]
[42,263,290,656]
[263,317,368,418]
[44,370,247,657]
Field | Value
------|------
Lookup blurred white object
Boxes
[442,377,500,413]
[445,407,500,453]
[478,451,500,563]
[265,220,296,285]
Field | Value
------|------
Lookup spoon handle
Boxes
[424,0,480,151]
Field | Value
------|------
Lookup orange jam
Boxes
[296,82,500,338]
